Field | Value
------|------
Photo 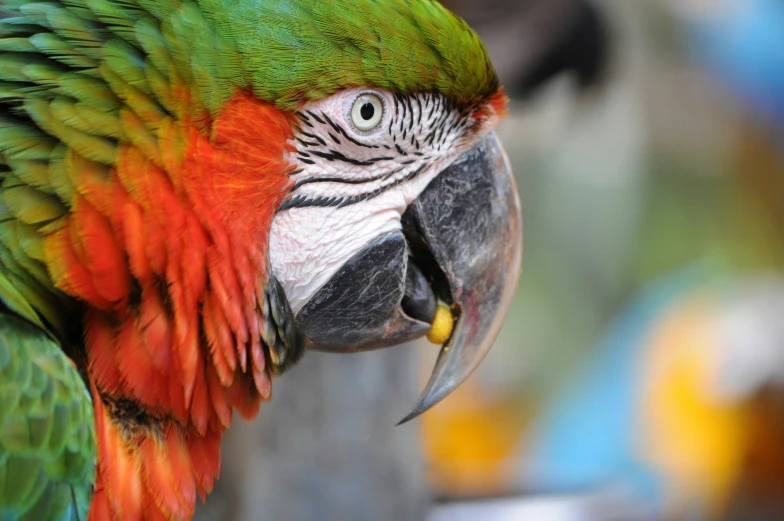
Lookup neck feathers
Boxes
[44,93,295,519]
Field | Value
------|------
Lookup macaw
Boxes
[0,1,523,520]
[523,267,784,520]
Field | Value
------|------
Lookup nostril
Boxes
[401,258,437,324]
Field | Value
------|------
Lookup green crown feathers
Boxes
[198,0,500,108]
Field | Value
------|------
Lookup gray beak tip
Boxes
[395,412,418,427]
[395,345,455,425]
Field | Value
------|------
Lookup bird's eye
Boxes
[350,93,384,132]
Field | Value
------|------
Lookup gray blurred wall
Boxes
[194,347,427,521]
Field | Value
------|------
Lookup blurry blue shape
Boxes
[525,265,718,510]
[684,0,784,133]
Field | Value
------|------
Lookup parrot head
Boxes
[0,0,522,518]
[272,93,521,420]
[211,0,524,418]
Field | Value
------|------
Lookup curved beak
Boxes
[398,132,522,423]
[294,132,522,419]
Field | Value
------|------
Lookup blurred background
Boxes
[196,0,784,520]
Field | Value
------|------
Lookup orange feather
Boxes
[44,92,295,520]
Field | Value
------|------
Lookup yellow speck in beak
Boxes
[427,304,454,345]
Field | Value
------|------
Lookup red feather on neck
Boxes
[44,91,296,520]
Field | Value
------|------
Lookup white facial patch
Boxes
[269,87,492,313]
[271,181,427,313]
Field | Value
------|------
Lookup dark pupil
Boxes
[360,102,375,121]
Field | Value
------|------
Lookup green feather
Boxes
[5,160,54,194]
[120,108,162,165]
[1,0,30,11]
[0,220,55,291]
[0,247,65,335]
[49,96,125,140]
[29,33,99,69]
[15,223,46,263]
[0,270,44,332]
[47,144,76,203]
[134,18,173,78]
[0,314,95,521]
[197,0,498,108]
[122,85,166,129]
[163,1,245,113]
[36,4,105,58]
[101,38,152,96]
[0,53,37,83]
[22,61,66,86]
[0,38,38,53]
[143,60,177,114]
[0,85,27,101]
[2,181,66,225]
[25,97,117,164]
[56,72,121,111]
[0,119,57,161]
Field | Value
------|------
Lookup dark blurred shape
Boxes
[512,1,608,96]
[444,0,610,98]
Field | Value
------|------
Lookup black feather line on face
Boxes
[306,111,326,124]
[300,131,327,146]
[278,164,429,212]
[323,116,380,149]
[291,168,401,190]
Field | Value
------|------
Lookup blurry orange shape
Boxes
[637,296,751,519]
[421,378,531,498]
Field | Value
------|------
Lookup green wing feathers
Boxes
[0,3,197,518]
[0,0,182,332]
[0,276,95,521]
